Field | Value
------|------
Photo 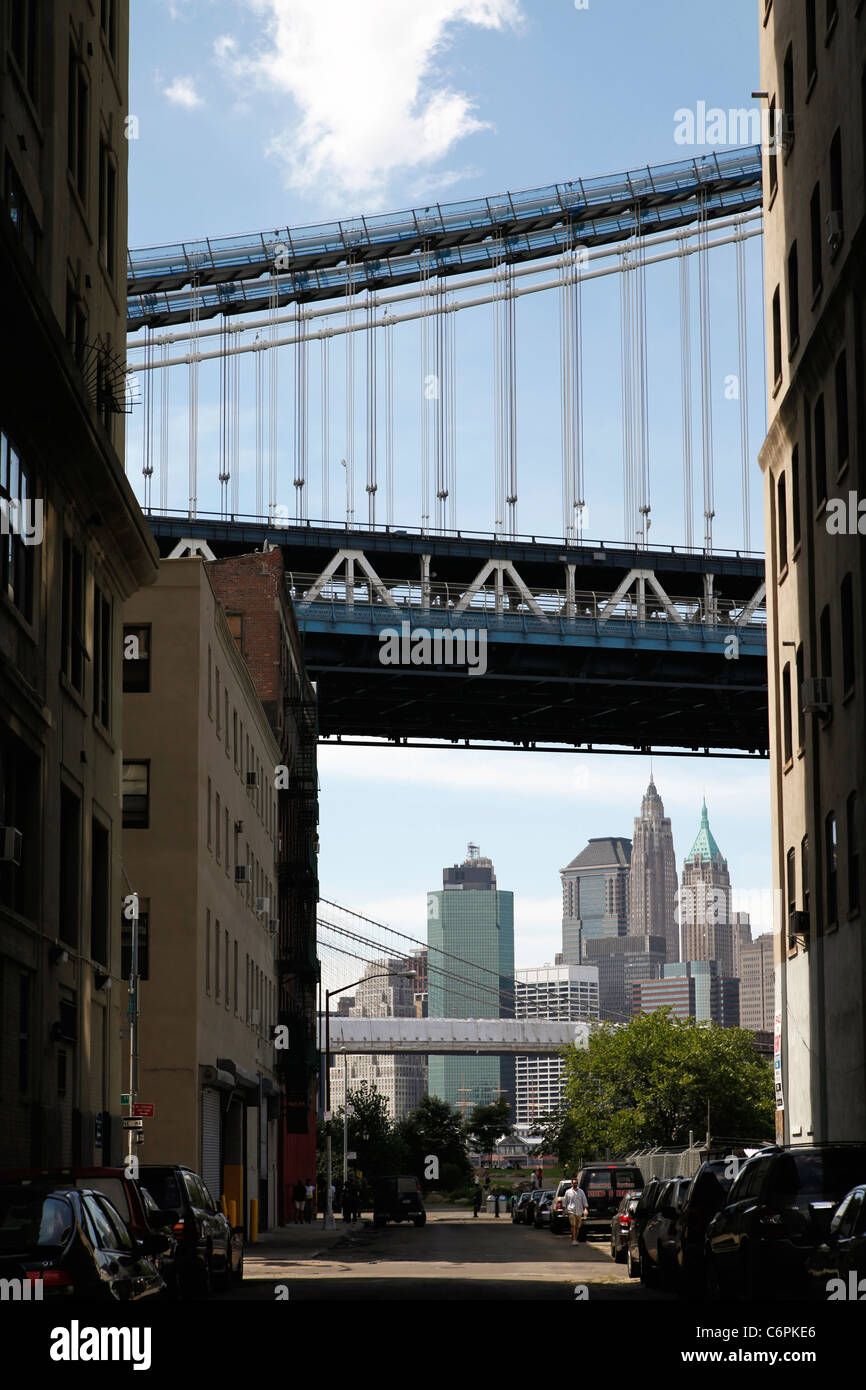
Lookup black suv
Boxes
[139,1165,243,1297]
[705,1143,866,1300]
[372,1175,426,1227]
[575,1164,645,1240]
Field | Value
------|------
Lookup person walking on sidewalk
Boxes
[292,1178,306,1225]
[304,1178,315,1224]
[473,1186,482,1218]
[564,1177,588,1244]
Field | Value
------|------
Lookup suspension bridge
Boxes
[126,145,769,757]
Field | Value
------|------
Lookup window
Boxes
[787,242,799,351]
[835,351,849,472]
[207,645,213,717]
[224,691,230,753]
[100,0,117,59]
[829,128,843,247]
[59,786,81,947]
[224,931,230,1010]
[207,777,212,849]
[10,1,39,102]
[787,847,796,918]
[205,908,211,993]
[0,432,36,621]
[65,279,87,367]
[233,710,238,768]
[227,613,243,648]
[67,41,88,201]
[772,286,782,384]
[841,572,854,694]
[234,940,239,1014]
[814,394,827,505]
[215,917,221,1001]
[810,184,822,295]
[805,0,817,86]
[93,586,111,728]
[825,0,837,35]
[847,793,859,914]
[121,897,149,979]
[802,835,810,922]
[768,99,778,196]
[820,604,832,680]
[782,663,792,763]
[795,644,805,750]
[783,45,794,145]
[215,668,221,733]
[90,819,109,964]
[777,473,788,572]
[825,812,838,927]
[5,157,39,265]
[224,806,229,875]
[215,791,221,862]
[61,537,85,691]
[122,624,151,692]
[791,446,801,550]
[97,139,117,280]
[121,762,149,829]
[0,730,39,920]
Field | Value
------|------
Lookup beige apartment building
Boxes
[740,932,775,1034]
[0,1,159,1166]
[758,1,865,1139]
[122,560,282,1230]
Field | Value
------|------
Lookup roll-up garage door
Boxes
[201,1088,222,1204]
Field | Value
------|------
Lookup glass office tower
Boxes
[427,844,515,1115]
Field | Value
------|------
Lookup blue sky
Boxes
[127,0,773,981]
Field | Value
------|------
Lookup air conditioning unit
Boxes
[0,827,22,864]
[788,910,810,950]
[246,771,259,788]
[255,896,270,915]
[825,210,843,255]
[268,918,279,935]
[235,864,252,883]
[801,677,831,715]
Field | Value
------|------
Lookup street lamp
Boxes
[323,969,415,1230]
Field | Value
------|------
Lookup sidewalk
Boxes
[244,1215,367,1263]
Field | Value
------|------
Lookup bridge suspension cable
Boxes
[366,299,377,528]
[268,272,278,522]
[255,332,264,518]
[493,234,518,539]
[294,302,308,522]
[218,319,230,517]
[321,333,330,523]
[559,237,585,543]
[141,325,154,510]
[679,234,694,549]
[420,243,432,533]
[697,191,715,552]
[188,274,200,518]
[158,340,170,511]
[384,310,395,527]
[344,260,356,528]
[736,225,751,551]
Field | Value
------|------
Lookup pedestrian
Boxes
[484,1173,490,1192]
[563,1176,589,1245]
[292,1177,305,1225]
[473,1186,482,1218]
[494,1191,500,1218]
[304,1177,315,1224]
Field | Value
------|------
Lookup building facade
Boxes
[328,959,426,1121]
[758,0,865,1141]
[633,960,740,1028]
[582,933,667,1023]
[122,561,281,1230]
[679,802,735,979]
[731,910,753,982]
[560,837,632,964]
[740,932,776,1035]
[206,550,319,1217]
[427,845,514,1114]
[0,1,160,1167]
[629,779,679,960]
[514,963,598,1126]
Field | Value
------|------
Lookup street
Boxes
[219,1209,671,1301]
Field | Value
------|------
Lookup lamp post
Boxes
[323,969,414,1231]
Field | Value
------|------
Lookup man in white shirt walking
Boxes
[563,1177,589,1244]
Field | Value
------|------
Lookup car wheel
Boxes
[610,1236,617,1260]
[413,1214,426,1228]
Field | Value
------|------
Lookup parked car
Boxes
[0,1184,166,1301]
[804,1184,866,1300]
[139,1164,243,1296]
[512,1192,534,1224]
[0,1166,179,1297]
[610,1191,641,1263]
[627,1179,666,1277]
[640,1176,691,1288]
[671,1160,735,1297]
[705,1143,866,1300]
[576,1165,645,1241]
[549,1180,573,1235]
[533,1191,555,1228]
[524,1189,548,1228]
[372,1175,426,1228]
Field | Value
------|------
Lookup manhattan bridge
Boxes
[125,144,768,759]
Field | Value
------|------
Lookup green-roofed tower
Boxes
[680,801,734,978]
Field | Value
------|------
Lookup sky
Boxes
[126,0,774,980]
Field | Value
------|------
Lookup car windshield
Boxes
[0,1191,74,1253]
[140,1170,184,1210]
[771,1150,866,1200]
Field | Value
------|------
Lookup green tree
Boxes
[465,1097,512,1163]
[559,1011,775,1155]
[398,1094,473,1191]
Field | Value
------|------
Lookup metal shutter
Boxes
[201,1088,222,1204]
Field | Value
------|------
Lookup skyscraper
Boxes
[560,837,632,964]
[629,779,679,960]
[328,959,426,1121]
[514,964,598,1127]
[680,802,734,979]
[427,845,515,1114]
[739,934,775,1036]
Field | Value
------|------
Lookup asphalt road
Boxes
[217,1208,671,1301]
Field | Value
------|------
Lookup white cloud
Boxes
[215,0,523,204]
[164,76,204,108]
